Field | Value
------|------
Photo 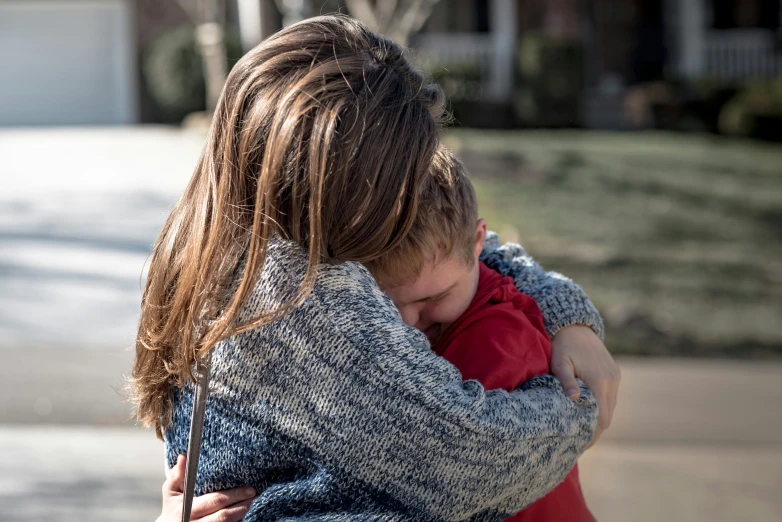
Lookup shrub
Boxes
[142,24,243,122]
[513,35,583,127]
[427,62,483,104]
[425,62,516,128]
[719,78,782,141]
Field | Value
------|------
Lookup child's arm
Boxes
[480,231,604,339]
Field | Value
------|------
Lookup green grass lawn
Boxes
[443,129,782,357]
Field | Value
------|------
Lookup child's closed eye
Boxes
[424,292,448,303]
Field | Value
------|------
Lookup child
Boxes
[367,147,596,522]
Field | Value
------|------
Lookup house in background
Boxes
[2,0,779,128]
[412,0,782,128]
[585,0,782,128]
[412,0,518,104]
[679,0,782,81]
[0,0,137,126]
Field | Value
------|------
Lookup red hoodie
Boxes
[434,262,595,522]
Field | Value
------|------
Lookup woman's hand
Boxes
[550,325,621,445]
[157,454,257,522]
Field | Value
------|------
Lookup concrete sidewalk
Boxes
[1,358,781,521]
[580,442,782,522]
[0,127,202,352]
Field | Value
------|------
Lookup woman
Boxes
[134,15,620,522]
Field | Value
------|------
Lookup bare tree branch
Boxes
[401,0,441,36]
[175,0,200,24]
[377,0,399,29]
[176,0,225,25]
[344,0,380,32]
[345,0,442,46]
[175,0,229,112]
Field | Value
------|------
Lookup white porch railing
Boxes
[704,30,782,81]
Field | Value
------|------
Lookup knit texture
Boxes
[165,235,600,521]
[480,232,605,340]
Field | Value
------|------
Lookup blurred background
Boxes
[0,0,780,520]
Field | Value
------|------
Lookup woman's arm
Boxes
[320,283,598,519]
[480,231,603,339]
[480,231,620,440]
[164,240,598,520]
[168,359,597,522]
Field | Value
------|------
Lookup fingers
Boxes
[550,326,622,447]
[593,381,610,433]
[551,357,580,400]
[196,498,255,522]
[163,454,187,495]
[190,487,257,519]
[589,368,618,448]
[593,363,621,439]
[599,363,621,432]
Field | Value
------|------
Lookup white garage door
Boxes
[0,0,136,125]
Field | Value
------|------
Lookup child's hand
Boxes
[157,454,256,522]
[551,325,621,446]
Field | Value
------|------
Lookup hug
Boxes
[132,14,620,522]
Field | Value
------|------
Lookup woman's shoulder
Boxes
[215,236,441,399]
[247,236,405,327]
[256,237,434,367]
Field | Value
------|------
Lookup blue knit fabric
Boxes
[480,232,604,340]
[165,235,600,521]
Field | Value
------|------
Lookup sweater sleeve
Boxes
[480,231,605,339]
[310,267,599,520]
[164,242,599,521]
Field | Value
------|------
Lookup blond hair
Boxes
[366,147,478,288]
[131,15,446,437]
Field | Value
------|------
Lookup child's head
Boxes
[366,147,487,343]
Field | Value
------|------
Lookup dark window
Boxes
[474,0,490,32]
[712,0,780,30]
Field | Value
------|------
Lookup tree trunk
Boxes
[195,22,228,112]
[177,0,229,112]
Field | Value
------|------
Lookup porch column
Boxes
[488,0,517,102]
[237,0,279,50]
[237,0,262,51]
[677,0,706,79]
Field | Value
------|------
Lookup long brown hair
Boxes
[132,15,445,437]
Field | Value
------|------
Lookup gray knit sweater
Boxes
[165,232,601,521]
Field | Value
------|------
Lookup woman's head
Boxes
[132,15,446,436]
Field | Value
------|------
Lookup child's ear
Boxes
[473,218,487,261]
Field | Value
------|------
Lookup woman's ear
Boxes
[473,218,487,261]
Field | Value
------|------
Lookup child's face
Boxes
[383,219,487,344]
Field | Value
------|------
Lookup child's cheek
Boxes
[430,296,471,325]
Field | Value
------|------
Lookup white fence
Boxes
[704,30,782,81]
